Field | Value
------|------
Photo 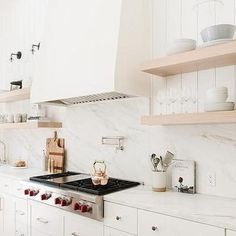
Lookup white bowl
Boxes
[167,39,196,55]
[207,87,228,94]
[205,102,235,112]
[201,24,236,43]
[206,93,228,103]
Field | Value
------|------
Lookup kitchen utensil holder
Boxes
[101,136,125,151]
[152,171,167,192]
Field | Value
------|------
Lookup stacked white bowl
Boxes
[205,87,235,112]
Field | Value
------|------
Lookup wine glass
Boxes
[168,88,178,114]
[156,91,166,115]
[181,87,191,113]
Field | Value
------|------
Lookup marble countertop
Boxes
[0,165,46,180]
[104,185,236,231]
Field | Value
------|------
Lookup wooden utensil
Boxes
[46,131,65,173]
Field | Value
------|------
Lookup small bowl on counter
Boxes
[166,38,197,55]
[200,24,236,43]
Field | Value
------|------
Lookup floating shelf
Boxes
[141,111,236,126]
[141,41,236,77]
[0,121,62,129]
[0,88,31,103]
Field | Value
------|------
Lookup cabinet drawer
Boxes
[12,180,26,198]
[138,210,225,236]
[227,230,236,236]
[104,202,137,235]
[30,201,63,236]
[15,222,27,236]
[31,228,51,236]
[65,212,103,236]
[104,227,135,236]
[15,198,28,223]
[0,177,13,194]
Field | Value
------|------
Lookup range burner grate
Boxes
[61,178,140,195]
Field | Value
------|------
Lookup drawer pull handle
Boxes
[72,233,79,236]
[36,217,49,224]
[116,216,121,221]
[152,226,158,231]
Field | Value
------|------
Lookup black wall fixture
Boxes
[31,42,40,54]
[10,51,22,62]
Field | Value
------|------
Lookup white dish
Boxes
[206,93,228,103]
[199,39,235,48]
[200,24,236,43]
[11,166,28,169]
[167,38,196,55]
[205,102,235,112]
[207,87,228,94]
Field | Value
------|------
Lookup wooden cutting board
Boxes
[46,137,65,173]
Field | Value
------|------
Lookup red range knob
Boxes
[61,199,67,207]
[61,198,72,207]
[41,193,51,201]
[24,189,30,195]
[80,205,88,213]
[73,203,81,211]
[29,190,39,197]
[55,197,62,205]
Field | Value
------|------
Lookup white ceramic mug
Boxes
[14,113,22,123]
[152,171,167,192]
[6,114,14,123]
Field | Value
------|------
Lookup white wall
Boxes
[0,0,236,199]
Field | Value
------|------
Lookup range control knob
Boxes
[80,204,92,213]
[55,197,62,205]
[24,189,30,195]
[73,203,81,211]
[41,193,52,201]
[29,190,39,197]
[61,198,72,207]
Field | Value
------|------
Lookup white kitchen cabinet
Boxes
[31,229,52,236]
[2,193,15,236]
[227,230,236,236]
[104,202,138,235]
[64,212,103,236]
[0,196,4,235]
[31,0,151,104]
[138,210,225,236]
[104,226,135,236]
[29,200,63,236]
[15,197,28,236]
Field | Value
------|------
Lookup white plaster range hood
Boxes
[31,0,151,106]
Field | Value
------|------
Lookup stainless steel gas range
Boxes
[22,172,139,221]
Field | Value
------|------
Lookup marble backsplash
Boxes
[1,97,236,199]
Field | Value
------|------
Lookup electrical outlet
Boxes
[207,172,216,187]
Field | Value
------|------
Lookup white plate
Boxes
[205,102,235,112]
[199,39,235,48]
[11,166,28,169]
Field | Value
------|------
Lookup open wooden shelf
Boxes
[0,121,62,129]
[0,88,31,103]
[141,111,236,126]
[141,41,236,77]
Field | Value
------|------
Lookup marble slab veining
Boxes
[104,185,236,231]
